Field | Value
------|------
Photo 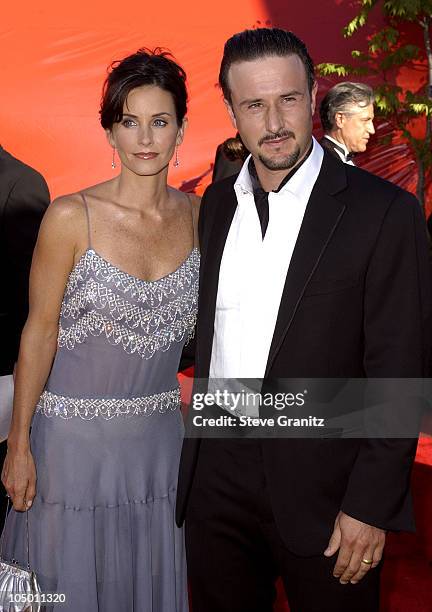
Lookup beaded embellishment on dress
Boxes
[36,388,181,420]
[58,248,199,359]
[65,248,199,305]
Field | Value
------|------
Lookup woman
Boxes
[1,48,199,611]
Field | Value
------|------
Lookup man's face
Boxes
[225,55,317,174]
[336,103,375,153]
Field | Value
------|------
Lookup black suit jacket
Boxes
[176,150,432,555]
[0,146,50,375]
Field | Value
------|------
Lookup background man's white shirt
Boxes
[323,135,355,166]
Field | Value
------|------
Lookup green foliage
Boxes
[368,27,399,52]
[351,49,371,60]
[379,44,420,69]
[383,0,432,20]
[373,84,404,114]
[343,0,379,37]
[343,0,432,38]
[316,62,370,77]
[410,102,431,113]
[406,90,432,115]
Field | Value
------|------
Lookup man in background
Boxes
[212,133,249,182]
[319,82,375,165]
[0,145,50,513]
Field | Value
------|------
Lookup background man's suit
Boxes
[319,135,342,160]
[0,146,50,513]
[176,149,432,609]
[0,146,50,375]
[319,135,354,164]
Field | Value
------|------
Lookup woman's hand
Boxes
[1,446,37,511]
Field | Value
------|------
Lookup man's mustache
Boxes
[258,131,295,146]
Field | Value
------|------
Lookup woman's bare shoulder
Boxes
[45,178,114,230]
[167,187,200,216]
[43,192,84,225]
[37,191,91,254]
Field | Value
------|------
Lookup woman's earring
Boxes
[173,146,180,167]
[111,148,116,169]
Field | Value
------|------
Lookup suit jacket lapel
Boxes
[265,153,347,376]
[196,184,238,378]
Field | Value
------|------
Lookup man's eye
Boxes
[122,119,137,127]
[248,103,262,109]
[282,97,296,103]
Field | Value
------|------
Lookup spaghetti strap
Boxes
[80,192,92,249]
[186,193,198,249]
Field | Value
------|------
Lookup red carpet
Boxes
[274,435,432,611]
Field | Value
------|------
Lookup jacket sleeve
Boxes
[3,170,50,370]
[341,191,432,531]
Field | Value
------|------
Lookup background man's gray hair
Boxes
[319,82,374,133]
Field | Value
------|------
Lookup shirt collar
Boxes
[323,135,351,157]
[235,136,323,199]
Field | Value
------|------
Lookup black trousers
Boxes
[185,438,381,612]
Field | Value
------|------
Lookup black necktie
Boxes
[248,142,313,239]
[254,187,270,238]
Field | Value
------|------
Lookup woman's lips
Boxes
[134,152,158,160]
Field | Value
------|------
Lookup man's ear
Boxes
[310,81,318,115]
[224,99,237,130]
[176,116,188,146]
[334,112,346,129]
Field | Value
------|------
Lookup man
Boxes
[319,81,375,164]
[176,29,431,612]
[0,145,50,512]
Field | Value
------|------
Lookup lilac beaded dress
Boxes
[1,193,199,611]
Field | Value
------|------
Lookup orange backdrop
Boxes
[1,0,429,211]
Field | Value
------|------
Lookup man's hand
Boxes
[324,511,385,584]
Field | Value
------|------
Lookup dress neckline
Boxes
[72,247,199,286]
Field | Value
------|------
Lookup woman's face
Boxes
[108,84,186,176]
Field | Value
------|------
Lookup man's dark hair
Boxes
[100,48,188,129]
[219,28,315,104]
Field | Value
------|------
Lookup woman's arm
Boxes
[2,195,83,511]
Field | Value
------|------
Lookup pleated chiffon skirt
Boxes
[1,408,188,612]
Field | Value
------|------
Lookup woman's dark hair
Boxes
[100,48,188,129]
[219,28,315,104]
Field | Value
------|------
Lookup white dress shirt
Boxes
[323,135,355,166]
[209,137,324,384]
